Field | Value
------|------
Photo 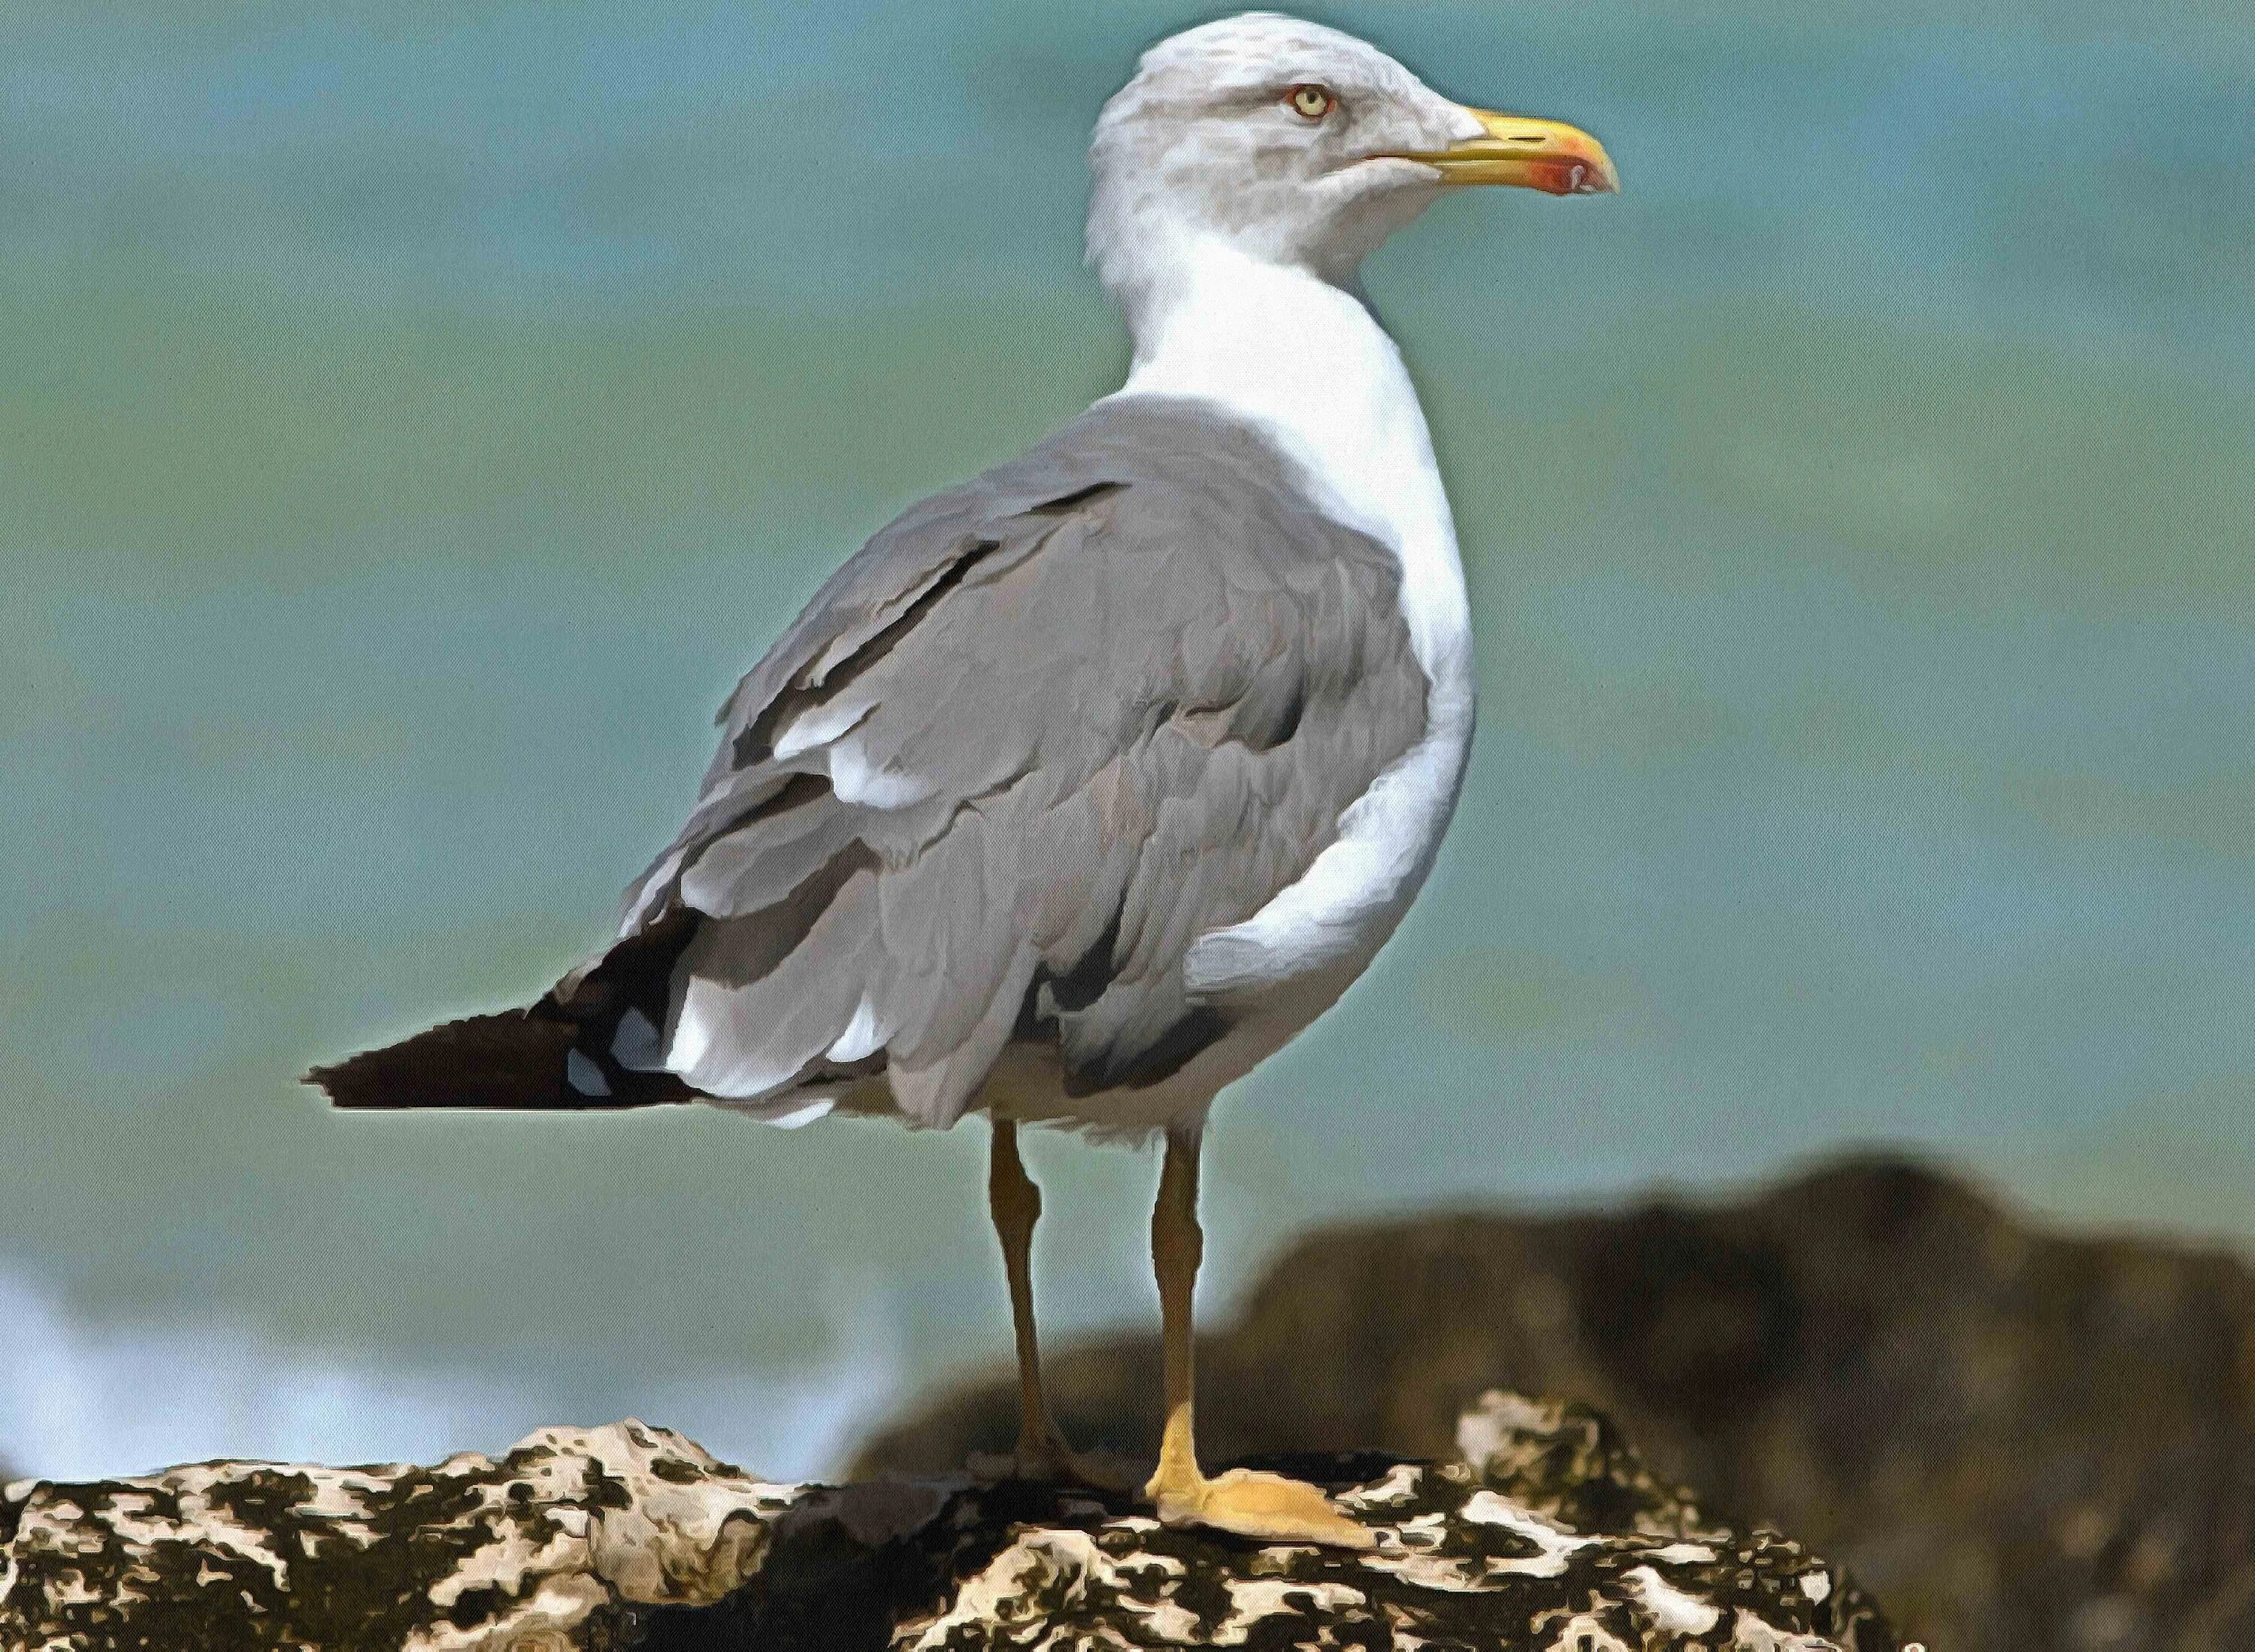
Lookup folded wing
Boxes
[316,398,1426,1124]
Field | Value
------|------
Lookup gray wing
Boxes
[598,395,1427,1127]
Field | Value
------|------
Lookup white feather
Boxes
[825,742,933,809]
[771,698,871,761]
[825,997,886,1064]
[758,1098,837,1129]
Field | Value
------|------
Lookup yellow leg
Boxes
[1149,1117,1203,1493]
[988,1119,1071,1472]
[1143,1124,1373,1548]
[982,1121,1131,1487]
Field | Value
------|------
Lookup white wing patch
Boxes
[771,698,873,761]
[825,997,887,1064]
[667,978,809,1098]
[825,743,934,809]
[774,697,931,809]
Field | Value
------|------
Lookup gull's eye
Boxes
[1286,83,1336,121]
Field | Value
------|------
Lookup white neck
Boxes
[1104,237,1473,710]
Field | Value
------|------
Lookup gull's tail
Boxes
[306,912,700,1112]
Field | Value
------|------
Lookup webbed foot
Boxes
[1146,1464,1376,1549]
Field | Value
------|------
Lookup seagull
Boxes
[311,11,1615,1548]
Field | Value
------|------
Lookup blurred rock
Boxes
[855,1155,2255,1652]
[0,1396,1893,1650]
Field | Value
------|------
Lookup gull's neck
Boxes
[1106,236,1472,705]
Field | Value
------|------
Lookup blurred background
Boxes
[2,0,2249,1523]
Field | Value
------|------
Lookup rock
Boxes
[0,1420,795,1650]
[0,1395,1896,1650]
[855,1156,2255,1652]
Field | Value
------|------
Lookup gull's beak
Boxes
[1387,107,1619,196]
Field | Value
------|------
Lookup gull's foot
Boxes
[968,1433,1140,1493]
[1147,1466,1377,1550]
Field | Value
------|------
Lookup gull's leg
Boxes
[987,1118,1074,1475]
[981,1118,1131,1487]
[1143,1122,1374,1548]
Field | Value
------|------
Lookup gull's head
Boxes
[1088,12,1616,301]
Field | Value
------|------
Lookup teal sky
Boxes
[3,0,2250,1478]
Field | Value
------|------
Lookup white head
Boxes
[1088,13,1615,310]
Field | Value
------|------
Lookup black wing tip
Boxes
[313,911,707,1112]
[310,1007,579,1111]
[310,1005,700,1112]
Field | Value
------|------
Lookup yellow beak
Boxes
[1387,107,1619,196]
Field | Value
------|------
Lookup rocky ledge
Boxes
[0,1391,1895,1650]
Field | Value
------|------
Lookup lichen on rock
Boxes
[884,1395,1889,1651]
[0,1419,802,1650]
[1,1392,1894,1650]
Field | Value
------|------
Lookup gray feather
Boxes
[609,395,1427,1127]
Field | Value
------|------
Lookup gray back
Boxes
[607,395,1429,1124]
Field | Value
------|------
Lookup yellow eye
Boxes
[1287,84,1336,120]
